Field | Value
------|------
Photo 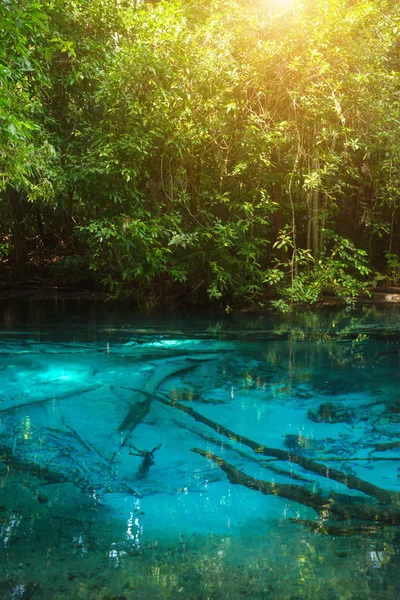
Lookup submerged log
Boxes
[60,413,108,465]
[316,456,400,462]
[118,398,151,433]
[289,518,385,536]
[192,448,400,527]
[171,418,312,483]
[372,441,400,452]
[123,374,400,529]
[146,391,397,505]
[191,448,331,515]
[0,383,102,415]
[145,361,198,393]
[0,442,69,484]
[113,360,199,459]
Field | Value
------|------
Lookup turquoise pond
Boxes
[0,301,400,599]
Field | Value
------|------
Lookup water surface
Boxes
[0,302,399,599]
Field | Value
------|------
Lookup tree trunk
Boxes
[311,124,320,261]
[271,148,287,263]
[65,189,74,246]
[307,198,312,252]
[7,186,27,280]
[36,205,45,248]
[272,197,287,264]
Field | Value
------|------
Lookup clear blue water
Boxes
[0,301,400,599]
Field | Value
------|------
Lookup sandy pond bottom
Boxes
[0,303,400,599]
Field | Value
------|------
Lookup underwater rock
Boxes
[283,434,324,453]
[307,402,355,424]
[294,388,313,400]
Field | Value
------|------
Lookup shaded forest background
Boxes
[1,0,400,309]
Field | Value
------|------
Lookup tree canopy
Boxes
[1,0,399,309]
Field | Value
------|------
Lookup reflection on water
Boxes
[0,302,400,599]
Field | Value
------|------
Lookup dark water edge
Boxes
[0,301,400,600]
[0,293,399,328]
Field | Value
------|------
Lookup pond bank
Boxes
[1,286,400,305]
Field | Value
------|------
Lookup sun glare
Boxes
[269,0,296,12]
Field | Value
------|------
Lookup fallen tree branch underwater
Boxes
[372,441,400,452]
[0,441,70,485]
[315,456,400,462]
[147,391,398,505]
[112,357,213,460]
[169,417,313,483]
[191,448,400,529]
[288,518,385,536]
[0,383,102,416]
[121,384,400,532]
[4,351,397,528]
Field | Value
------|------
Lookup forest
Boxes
[1,0,400,310]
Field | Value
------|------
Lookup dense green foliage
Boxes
[1,0,400,308]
